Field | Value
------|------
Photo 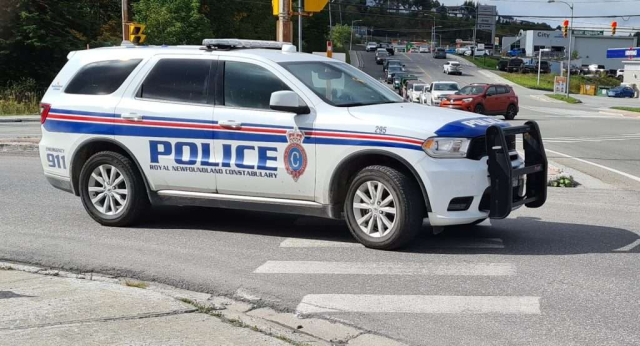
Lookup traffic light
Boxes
[128,23,146,44]
[271,0,293,16]
[611,21,617,35]
[304,0,330,12]
[562,20,569,38]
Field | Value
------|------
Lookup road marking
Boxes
[254,261,515,276]
[279,237,504,249]
[296,295,541,315]
[401,52,431,79]
[613,239,640,252]
[545,148,640,184]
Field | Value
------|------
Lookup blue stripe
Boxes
[50,108,116,118]
[142,115,218,125]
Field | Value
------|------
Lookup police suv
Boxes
[39,39,548,250]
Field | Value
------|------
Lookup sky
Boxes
[439,0,640,34]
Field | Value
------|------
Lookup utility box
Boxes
[580,84,597,96]
[597,86,611,96]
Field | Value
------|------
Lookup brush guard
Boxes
[485,121,547,219]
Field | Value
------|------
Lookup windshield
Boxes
[413,85,425,92]
[388,67,402,73]
[379,52,389,57]
[281,61,402,107]
[433,83,459,91]
[457,85,486,95]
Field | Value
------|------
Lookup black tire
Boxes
[79,151,149,227]
[505,104,518,120]
[474,104,485,114]
[344,165,424,250]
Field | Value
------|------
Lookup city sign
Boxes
[607,47,640,59]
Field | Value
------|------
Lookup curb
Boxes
[0,140,39,153]
[0,116,40,123]
[0,261,407,346]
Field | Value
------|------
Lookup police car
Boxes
[39,39,548,250]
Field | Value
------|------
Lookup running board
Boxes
[152,190,339,219]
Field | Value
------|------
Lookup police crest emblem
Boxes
[284,128,307,182]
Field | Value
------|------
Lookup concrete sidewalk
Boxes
[0,263,403,346]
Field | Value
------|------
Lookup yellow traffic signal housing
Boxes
[305,0,329,12]
[272,0,293,15]
[129,23,146,44]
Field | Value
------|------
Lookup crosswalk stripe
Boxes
[296,294,541,315]
[279,237,504,249]
[254,261,515,276]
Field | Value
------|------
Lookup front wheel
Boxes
[505,104,518,120]
[79,151,149,227]
[344,165,424,250]
[474,104,485,114]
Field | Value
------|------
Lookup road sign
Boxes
[607,47,640,58]
[572,30,603,36]
[304,0,329,12]
[478,44,485,50]
[128,23,146,44]
[478,5,496,15]
[625,50,638,56]
[554,76,567,94]
[477,24,494,30]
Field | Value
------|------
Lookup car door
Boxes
[213,57,316,201]
[495,86,510,113]
[115,55,217,192]
[484,86,500,114]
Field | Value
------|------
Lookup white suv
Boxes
[39,39,547,250]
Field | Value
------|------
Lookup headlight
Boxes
[422,137,470,158]
[462,98,474,102]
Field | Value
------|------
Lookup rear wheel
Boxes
[344,165,423,250]
[474,104,485,114]
[79,151,149,227]
[505,104,518,120]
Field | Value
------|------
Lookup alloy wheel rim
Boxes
[88,164,128,216]
[352,180,397,238]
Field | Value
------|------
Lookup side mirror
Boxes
[425,86,431,92]
[270,91,310,115]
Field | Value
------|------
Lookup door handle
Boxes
[121,113,143,122]
[219,120,242,130]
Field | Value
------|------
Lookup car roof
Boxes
[432,81,458,84]
[447,61,460,63]
[70,45,337,64]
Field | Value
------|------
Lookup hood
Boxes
[446,94,479,100]
[347,102,509,138]
[431,90,459,97]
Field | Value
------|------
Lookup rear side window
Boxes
[65,59,141,95]
[140,59,212,104]
[223,61,290,110]
[496,86,509,94]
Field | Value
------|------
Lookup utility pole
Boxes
[298,0,303,52]
[121,0,129,42]
[277,0,293,43]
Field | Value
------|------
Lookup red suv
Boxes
[439,84,519,120]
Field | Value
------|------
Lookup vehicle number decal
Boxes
[375,126,387,134]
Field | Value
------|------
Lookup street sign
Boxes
[304,0,329,12]
[572,30,604,36]
[478,5,497,15]
[477,24,494,30]
[478,16,495,25]
[607,47,640,58]
[554,76,567,94]
[625,50,638,56]
[128,23,146,44]
[495,37,500,46]
[478,44,485,50]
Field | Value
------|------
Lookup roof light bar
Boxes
[202,39,287,50]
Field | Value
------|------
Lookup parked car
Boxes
[433,47,447,59]
[520,61,550,74]
[419,46,430,53]
[507,48,526,57]
[616,69,624,81]
[467,48,488,57]
[443,61,462,75]
[456,47,471,55]
[375,50,389,65]
[392,72,410,90]
[588,64,606,75]
[607,86,635,98]
[383,59,403,72]
[506,58,524,73]
[386,66,404,83]
[421,81,460,106]
[406,81,427,103]
[410,46,419,53]
[496,59,509,71]
[366,42,378,52]
[440,83,519,120]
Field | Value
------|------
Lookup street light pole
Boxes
[549,0,574,97]
[538,48,551,85]
[350,19,363,51]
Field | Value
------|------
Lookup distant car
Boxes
[520,61,550,74]
[607,86,635,98]
[380,43,395,55]
[407,82,427,103]
[506,58,524,73]
[433,48,447,59]
[410,46,419,53]
[400,75,418,96]
[419,46,430,53]
[496,59,509,71]
[616,69,624,81]
[366,42,378,52]
[440,84,519,120]
[588,64,606,74]
[383,59,403,72]
[392,72,409,90]
[443,61,462,75]
[386,66,404,83]
[375,50,389,64]
[421,81,460,106]
[466,48,488,57]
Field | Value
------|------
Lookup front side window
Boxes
[458,85,486,95]
[281,61,402,107]
[66,59,141,95]
[140,59,211,104]
[487,86,497,96]
[224,61,290,110]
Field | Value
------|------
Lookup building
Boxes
[502,29,637,70]
[622,60,640,88]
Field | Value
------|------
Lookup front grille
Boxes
[467,135,515,160]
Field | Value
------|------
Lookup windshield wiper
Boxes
[337,100,399,107]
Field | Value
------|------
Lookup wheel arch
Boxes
[70,138,152,198]
[328,150,431,218]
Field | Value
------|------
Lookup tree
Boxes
[133,0,212,45]
[571,50,579,60]
[330,24,351,48]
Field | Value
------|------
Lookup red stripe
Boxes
[307,131,423,145]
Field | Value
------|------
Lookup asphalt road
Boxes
[0,121,41,139]
[1,154,640,346]
[354,49,640,190]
